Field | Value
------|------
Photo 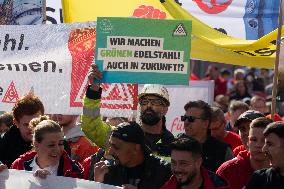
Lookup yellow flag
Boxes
[62,0,283,68]
[62,0,173,22]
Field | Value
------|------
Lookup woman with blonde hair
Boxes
[11,115,83,179]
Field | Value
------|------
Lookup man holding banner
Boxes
[81,64,174,157]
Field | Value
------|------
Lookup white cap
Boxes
[138,84,170,106]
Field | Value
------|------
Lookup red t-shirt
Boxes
[203,76,227,97]
[223,131,242,151]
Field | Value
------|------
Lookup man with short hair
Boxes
[160,136,230,189]
[245,121,284,189]
[180,100,233,172]
[233,110,265,156]
[226,101,249,133]
[250,96,268,115]
[0,93,44,167]
[83,122,171,189]
[217,117,272,189]
[210,107,242,151]
[81,65,174,157]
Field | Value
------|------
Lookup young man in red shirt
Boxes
[233,110,265,156]
[216,117,272,189]
[245,121,284,189]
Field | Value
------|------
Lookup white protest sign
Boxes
[0,23,96,114]
[0,169,121,189]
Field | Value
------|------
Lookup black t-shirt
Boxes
[144,132,161,151]
[245,168,284,189]
[125,162,146,187]
[144,129,174,156]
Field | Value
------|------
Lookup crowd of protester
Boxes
[0,64,284,189]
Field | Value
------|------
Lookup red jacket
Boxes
[11,150,83,179]
[216,150,254,189]
[233,145,246,157]
[82,155,92,180]
[160,167,230,189]
[82,148,105,180]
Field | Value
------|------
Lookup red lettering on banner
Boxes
[101,83,138,110]
[170,116,184,133]
[2,81,19,103]
[68,28,96,107]
[132,5,167,19]
[193,0,233,14]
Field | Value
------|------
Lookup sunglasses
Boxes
[181,115,204,122]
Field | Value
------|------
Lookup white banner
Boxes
[179,0,280,39]
[0,23,96,114]
[0,169,121,189]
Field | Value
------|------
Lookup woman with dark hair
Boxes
[11,116,83,179]
[230,80,251,101]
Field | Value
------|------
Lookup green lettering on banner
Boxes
[101,49,133,57]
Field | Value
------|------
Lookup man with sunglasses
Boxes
[180,100,233,172]
[81,64,174,157]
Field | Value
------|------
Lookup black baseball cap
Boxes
[235,110,265,128]
[111,121,151,154]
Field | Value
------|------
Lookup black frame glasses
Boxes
[181,115,204,122]
[139,98,165,106]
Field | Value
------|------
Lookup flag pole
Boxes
[271,0,283,119]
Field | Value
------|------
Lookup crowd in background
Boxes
[0,64,284,189]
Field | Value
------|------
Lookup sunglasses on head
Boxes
[181,115,204,122]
